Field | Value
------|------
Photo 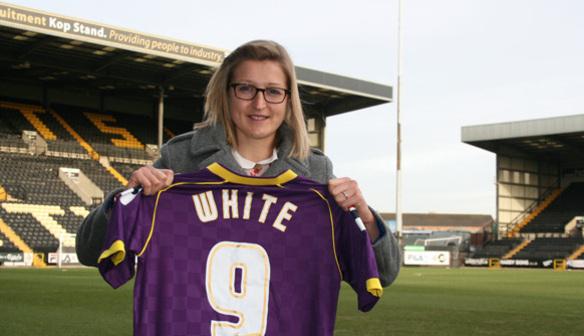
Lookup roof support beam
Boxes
[161,64,201,85]
[16,35,51,60]
[548,135,584,157]
[0,53,198,93]
[93,51,132,73]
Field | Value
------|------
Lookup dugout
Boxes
[382,212,493,267]
[0,1,392,152]
[462,114,584,239]
[382,213,493,246]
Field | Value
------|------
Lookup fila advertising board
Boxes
[404,251,450,266]
[0,2,225,66]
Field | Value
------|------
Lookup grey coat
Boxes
[76,124,400,286]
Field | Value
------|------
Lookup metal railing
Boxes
[505,178,561,235]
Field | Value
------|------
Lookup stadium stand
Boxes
[470,238,522,259]
[464,180,584,267]
[51,103,152,161]
[520,182,584,233]
[0,152,84,205]
[479,182,584,267]
[110,161,144,180]
[51,207,89,238]
[0,98,193,262]
[71,159,124,195]
[463,115,584,268]
[0,208,59,254]
[0,229,19,253]
[0,103,36,143]
[511,237,584,262]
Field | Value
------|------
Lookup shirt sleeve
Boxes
[97,189,154,289]
[337,209,383,312]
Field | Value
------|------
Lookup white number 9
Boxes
[206,241,271,336]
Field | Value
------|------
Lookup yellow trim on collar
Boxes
[97,240,126,266]
[134,163,297,259]
[366,278,383,298]
[207,162,297,186]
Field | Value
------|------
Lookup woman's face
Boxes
[229,60,288,147]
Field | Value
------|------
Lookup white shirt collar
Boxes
[232,148,279,170]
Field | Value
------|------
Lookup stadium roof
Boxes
[462,114,584,165]
[0,2,392,118]
[382,213,493,229]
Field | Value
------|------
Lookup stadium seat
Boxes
[512,237,584,262]
[470,238,522,258]
[1,98,188,256]
[521,182,584,234]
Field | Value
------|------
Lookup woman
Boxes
[76,40,400,286]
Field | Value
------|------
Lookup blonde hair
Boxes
[199,40,310,160]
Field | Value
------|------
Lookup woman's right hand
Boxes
[127,165,174,195]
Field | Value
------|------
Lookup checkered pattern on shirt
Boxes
[98,167,380,336]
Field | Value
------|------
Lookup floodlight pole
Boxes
[157,87,164,149]
[395,0,404,241]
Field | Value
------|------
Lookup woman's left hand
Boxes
[328,177,380,241]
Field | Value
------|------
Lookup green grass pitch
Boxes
[1,267,583,335]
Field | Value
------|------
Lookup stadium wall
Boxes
[496,155,559,237]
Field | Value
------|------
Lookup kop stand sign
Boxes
[0,2,225,65]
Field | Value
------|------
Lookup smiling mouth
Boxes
[249,115,269,121]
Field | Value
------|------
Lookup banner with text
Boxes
[0,252,24,262]
[0,252,33,266]
[0,2,224,64]
[404,251,450,266]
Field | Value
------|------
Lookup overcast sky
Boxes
[6,0,584,216]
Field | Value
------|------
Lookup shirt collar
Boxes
[231,148,279,169]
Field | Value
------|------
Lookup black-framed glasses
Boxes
[230,83,290,104]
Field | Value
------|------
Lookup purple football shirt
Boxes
[98,163,382,336]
